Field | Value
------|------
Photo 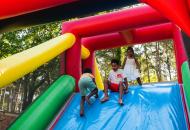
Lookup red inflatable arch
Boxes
[61,5,187,91]
[81,23,173,76]
[82,23,187,84]
[61,5,168,91]
[140,0,190,37]
[82,23,173,51]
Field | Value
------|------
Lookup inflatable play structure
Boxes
[0,0,190,130]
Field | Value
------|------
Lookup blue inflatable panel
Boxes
[53,82,187,130]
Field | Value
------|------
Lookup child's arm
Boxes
[107,72,112,87]
[122,57,127,68]
[134,58,141,72]
[92,78,96,85]
[90,75,96,85]
[90,74,97,85]
[107,79,111,87]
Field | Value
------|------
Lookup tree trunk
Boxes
[17,85,22,112]
[0,89,3,109]
[2,89,6,111]
[22,76,30,111]
[22,86,28,111]
[155,42,162,82]
[11,87,17,112]
[22,72,46,111]
[115,48,122,63]
[144,45,150,82]
[8,89,13,112]
[165,44,172,80]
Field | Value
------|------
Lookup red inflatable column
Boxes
[173,26,187,84]
[83,50,95,74]
[65,37,81,92]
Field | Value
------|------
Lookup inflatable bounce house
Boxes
[0,0,190,130]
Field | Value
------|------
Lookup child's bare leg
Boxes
[124,78,129,93]
[137,77,142,85]
[118,83,124,105]
[86,88,98,105]
[80,96,85,116]
[92,79,98,98]
[95,92,99,98]
[94,88,99,98]
[100,80,109,102]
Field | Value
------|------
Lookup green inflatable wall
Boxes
[8,75,75,130]
[182,61,190,115]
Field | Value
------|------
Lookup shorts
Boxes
[109,82,126,92]
[78,77,96,96]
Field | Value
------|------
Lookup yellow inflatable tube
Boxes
[81,46,90,60]
[80,46,104,90]
[0,33,75,88]
[80,47,104,90]
[94,59,104,90]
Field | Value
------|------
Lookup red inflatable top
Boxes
[0,0,77,20]
[140,0,190,37]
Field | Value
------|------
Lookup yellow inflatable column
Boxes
[80,46,104,90]
[94,59,104,90]
[0,33,76,88]
[81,46,90,60]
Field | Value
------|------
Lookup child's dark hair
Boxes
[111,59,120,65]
[127,47,134,54]
[83,68,92,74]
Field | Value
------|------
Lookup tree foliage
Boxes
[0,22,61,112]
[96,40,177,83]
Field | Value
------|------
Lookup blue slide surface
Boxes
[53,82,187,130]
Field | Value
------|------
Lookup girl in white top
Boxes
[123,47,142,85]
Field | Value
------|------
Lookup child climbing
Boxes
[101,59,127,105]
[122,47,142,85]
[78,68,98,116]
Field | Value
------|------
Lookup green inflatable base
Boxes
[8,75,75,130]
[182,61,190,117]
